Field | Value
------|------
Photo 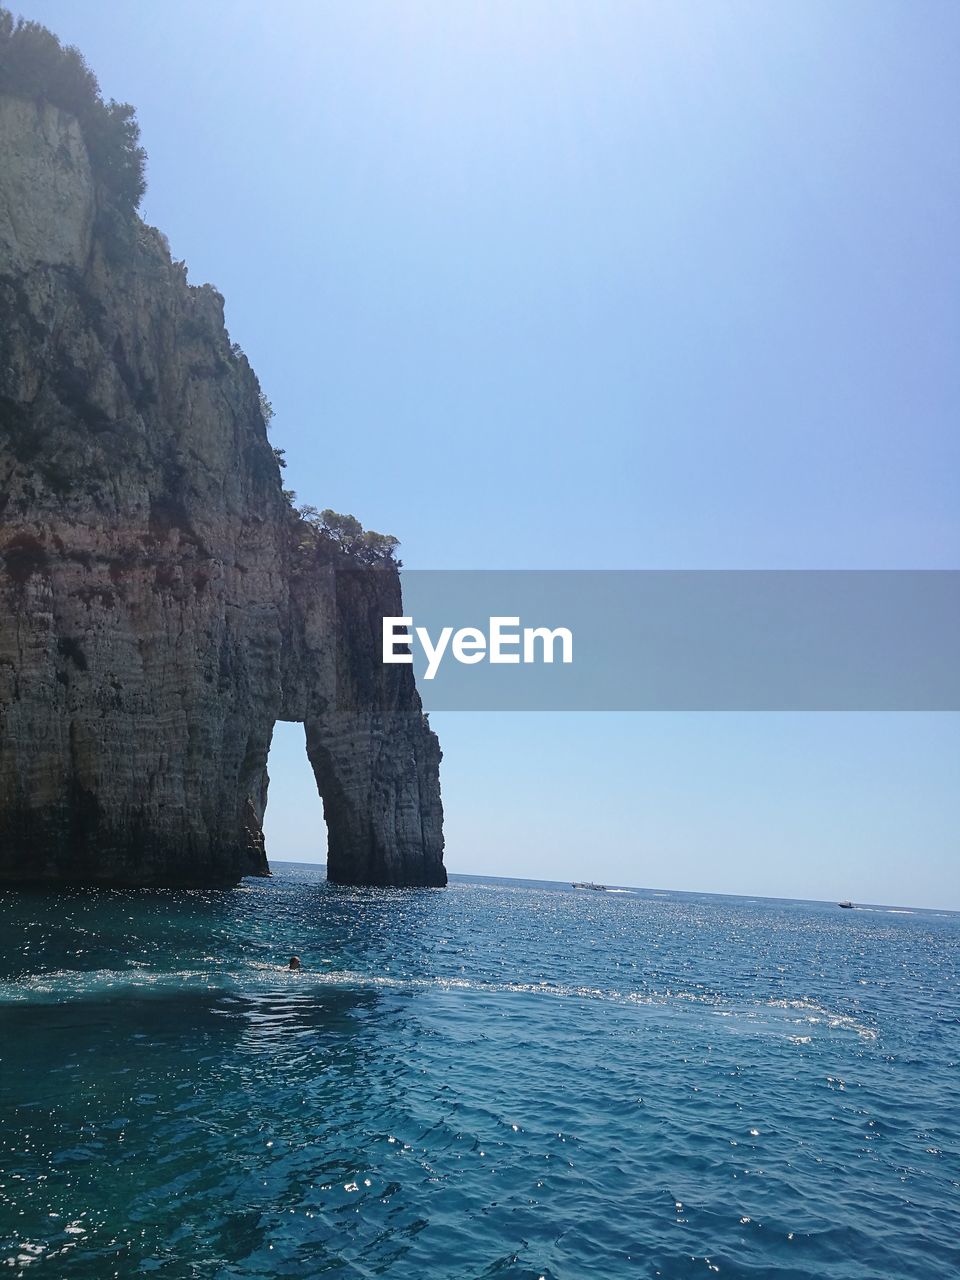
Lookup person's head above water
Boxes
[288,956,301,970]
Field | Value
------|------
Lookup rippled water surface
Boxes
[1,865,959,1278]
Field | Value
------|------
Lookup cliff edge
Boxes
[0,75,445,886]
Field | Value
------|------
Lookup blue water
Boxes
[1,866,958,1278]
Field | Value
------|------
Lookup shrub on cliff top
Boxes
[0,7,146,213]
[294,505,402,567]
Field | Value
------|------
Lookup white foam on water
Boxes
[0,963,880,1042]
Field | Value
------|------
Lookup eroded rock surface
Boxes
[0,93,445,886]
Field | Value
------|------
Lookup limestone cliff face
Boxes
[0,93,445,886]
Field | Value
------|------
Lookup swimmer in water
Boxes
[288,955,301,971]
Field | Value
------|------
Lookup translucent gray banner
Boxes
[335,570,960,712]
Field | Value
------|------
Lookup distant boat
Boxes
[838,901,855,909]
[573,881,608,892]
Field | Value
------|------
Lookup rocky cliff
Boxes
[0,91,445,887]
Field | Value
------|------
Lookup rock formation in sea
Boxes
[0,31,445,886]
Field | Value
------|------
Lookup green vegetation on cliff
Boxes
[0,7,145,212]
[292,505,402,568]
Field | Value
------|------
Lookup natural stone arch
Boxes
[0,91,445,888]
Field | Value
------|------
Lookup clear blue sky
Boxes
[17,1,959,906]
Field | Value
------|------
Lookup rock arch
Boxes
[0,93,444,887]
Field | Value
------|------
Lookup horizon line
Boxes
[265,860,958,915]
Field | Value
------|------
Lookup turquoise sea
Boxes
[1,864,958,1278]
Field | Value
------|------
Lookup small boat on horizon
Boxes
[573,881,608,892]
[838,901,855,909]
